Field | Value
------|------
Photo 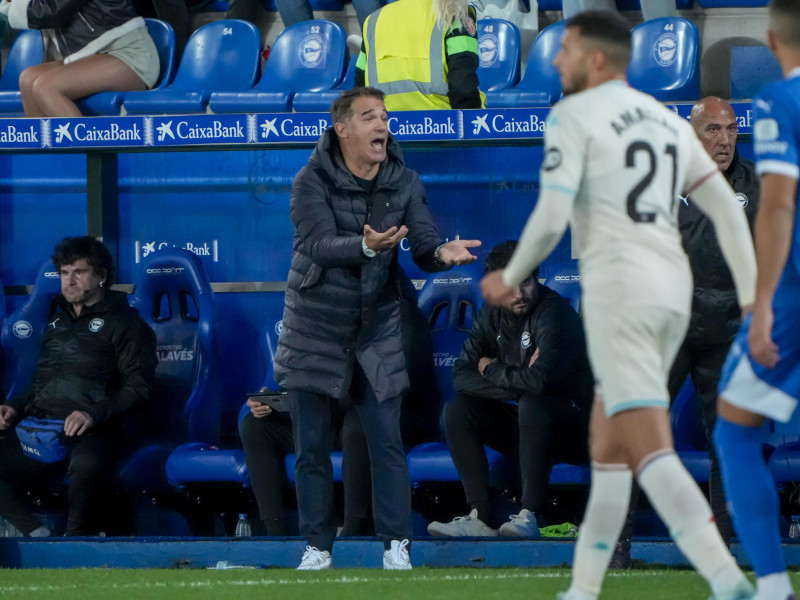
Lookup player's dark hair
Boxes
[770,0,800,48]
[52,236,114,286]
[566,10,632,70]
[331,87,385,124]
[484,240,539,281]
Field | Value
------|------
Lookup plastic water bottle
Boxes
[790,516,800,539]
[234,513,251,537]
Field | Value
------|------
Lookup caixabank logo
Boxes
[148,114,249,146]
[46,117,145,148]
[464,108,550,140]
[257,114,332,143]
[388,111,462,142]
[0,119,41,149]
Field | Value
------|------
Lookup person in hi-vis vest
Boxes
[355,0,486,111]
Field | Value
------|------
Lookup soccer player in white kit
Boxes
[481,11,758,600]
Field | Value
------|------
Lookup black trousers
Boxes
[443,391,590,527]
[0,426,118,536]
[239,408,373,535]
[288,366,411,552]
[667,337,734,545]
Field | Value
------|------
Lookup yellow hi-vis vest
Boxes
[363,0,479,111]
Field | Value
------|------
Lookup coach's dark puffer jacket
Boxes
[680,151,759,345]
[274,128,448,402]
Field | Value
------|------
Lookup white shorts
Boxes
[582,302,689,417]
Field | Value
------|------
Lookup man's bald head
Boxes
[690,97,738,171]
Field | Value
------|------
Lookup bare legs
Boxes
[19,54,146,118]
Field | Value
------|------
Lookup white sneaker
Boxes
[498,509,541,538]
[427,509,499,537]
[383,539,412,570]
[347,34,363,56]
[297,546,332,570]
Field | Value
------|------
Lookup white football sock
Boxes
[637,452,747,597]
[758,572,794,600]
[566,464,632,598]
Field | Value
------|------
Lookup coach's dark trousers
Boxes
[288,366,412,553]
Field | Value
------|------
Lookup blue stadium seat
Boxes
[129,248,219,445]
[670,378,710,482]
[119,248,220,504]
[767,415,800,484]
[292,53,356,113]
[406,441,507,485]
[123,20,261,115]
[628,17,700,101]
[477,19,521,92]
[542,261,581,313]
[1,261,61,401]
[0,30,45,115]
[209,20,347,113]
[417,266,483,409]
[166,311,285,490]
[78,19,177,116]
[730,45,782,100]
[484,20,565,108]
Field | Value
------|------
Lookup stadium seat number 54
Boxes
[223,27,233,35]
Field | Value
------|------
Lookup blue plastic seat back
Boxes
[291,54,357,112]
[1,261,61,401]
[0,30,44,92]
[730,45,782,100]
[129,249,218,444]
[670,378,708,451]
[256,20,347,93]
[542,261,581,313]
[145,18,178,90]
[168,20,261,92]
[517,20,565,96]
[628,17,700,101]
[477,19,521,92]
[417,266,483,407]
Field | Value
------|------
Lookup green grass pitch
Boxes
[3,568,800,600]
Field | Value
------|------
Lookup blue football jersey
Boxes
[753,67,800,306]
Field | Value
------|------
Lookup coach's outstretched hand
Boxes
[480,270,516,306]
[437,239,481,265]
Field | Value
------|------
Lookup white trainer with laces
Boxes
[498,508,541,538]
[383,539,412,570]
[427,509,500,537]
[297,546,332,570]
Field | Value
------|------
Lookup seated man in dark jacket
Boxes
[0,236,157,536]
[666,96,760,546]
[428,240,593,538]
